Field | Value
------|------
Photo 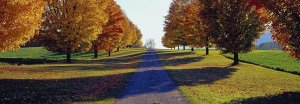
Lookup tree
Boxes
[132,29,143,48]
[94,0,124,57]
[0,0,45,52]
[145,39,156,49]
[37,0,108,63]
[163,0,187,50]
[182,0,206,51]
[255,0,300,59]
[120,17,138,49]
[198,0,221,55]
[213,0,265,65]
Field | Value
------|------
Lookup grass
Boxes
[157,49,300,104]
[0,47,134,65]
[0,47,146,104]
[224,50,300,75]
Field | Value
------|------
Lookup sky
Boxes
[115,0,273,48]
[116,0,172,49]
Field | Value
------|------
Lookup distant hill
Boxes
[257,41,283,50]
[256,31,274,45]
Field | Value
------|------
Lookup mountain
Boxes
[257,41,283,50]
[256,30,273,45]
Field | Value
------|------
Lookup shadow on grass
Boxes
[44,62,141,71]
[157,51,202,66]
[160,56,202,66]
[227,92,300,104]
[0,73,133,104]
[0,51,145,65]
[156,51,194,60]
[168,67,237,86]
[0,58,60,65]
[98,52,145,64]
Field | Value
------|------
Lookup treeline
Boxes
[162,0,300,65]
[0,0,143,63]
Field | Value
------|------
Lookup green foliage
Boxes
[224,50,300,74]
[158,49,300,104]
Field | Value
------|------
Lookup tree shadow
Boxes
[0,51,145,66]
[97,52,145,64]
[160,56,202,66]
[0,58,61,65]
[44,62,141,71]
[168,67,237,86]
[226,92,300,104]
[0,73,133,104]
[156,51,194,60]
[118,67,236,99]
[118,70,180,98]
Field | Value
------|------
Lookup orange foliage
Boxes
[0,0,45,52]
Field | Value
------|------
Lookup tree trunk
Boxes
[108,51,111,57]
[178,46,180,50]
[117,47,120,52]
[66,53,71,63]
[205,46,209,55]
[191,47,194,51]
[94,45,98,58]
[205,36,209,55]
[233,52,239,66]
[183,44,186,50]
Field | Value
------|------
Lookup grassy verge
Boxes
[224,50,300,75]
[157,49,300,104]
[0,47,130,65]
[0,48,146,104]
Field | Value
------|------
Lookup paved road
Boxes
[116,50,189,104]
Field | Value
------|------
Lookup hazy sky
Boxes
[116,0,172,49]
[115,0,273,48]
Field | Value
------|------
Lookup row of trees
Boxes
[162,0,300,65]
[0,0,143,63]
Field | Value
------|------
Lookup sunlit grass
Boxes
[0,47,146,104]
[224,50,300,74]
[157,49,300,104]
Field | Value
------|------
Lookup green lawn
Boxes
[224,50,300,75]
[0,47,111,60]
[0,47,141,65]
[157,49,300,104]
[0,47,146,104]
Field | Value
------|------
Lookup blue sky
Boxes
[116,0,273,48]
[116,0,172,49]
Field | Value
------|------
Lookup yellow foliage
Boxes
[0,0,45,52]
[38,0,108,53]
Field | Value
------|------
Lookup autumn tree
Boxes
[213,0,265,65]
[182,0,206,51]
[119,17,138,49]
[162,35,176,49]
[0,0,45,52]
[37,0,108,63]
[94,0,124,57]
[197,0,220,55]
[132,29,143,48]
[253,0,300,59]
[164,0,188,50]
